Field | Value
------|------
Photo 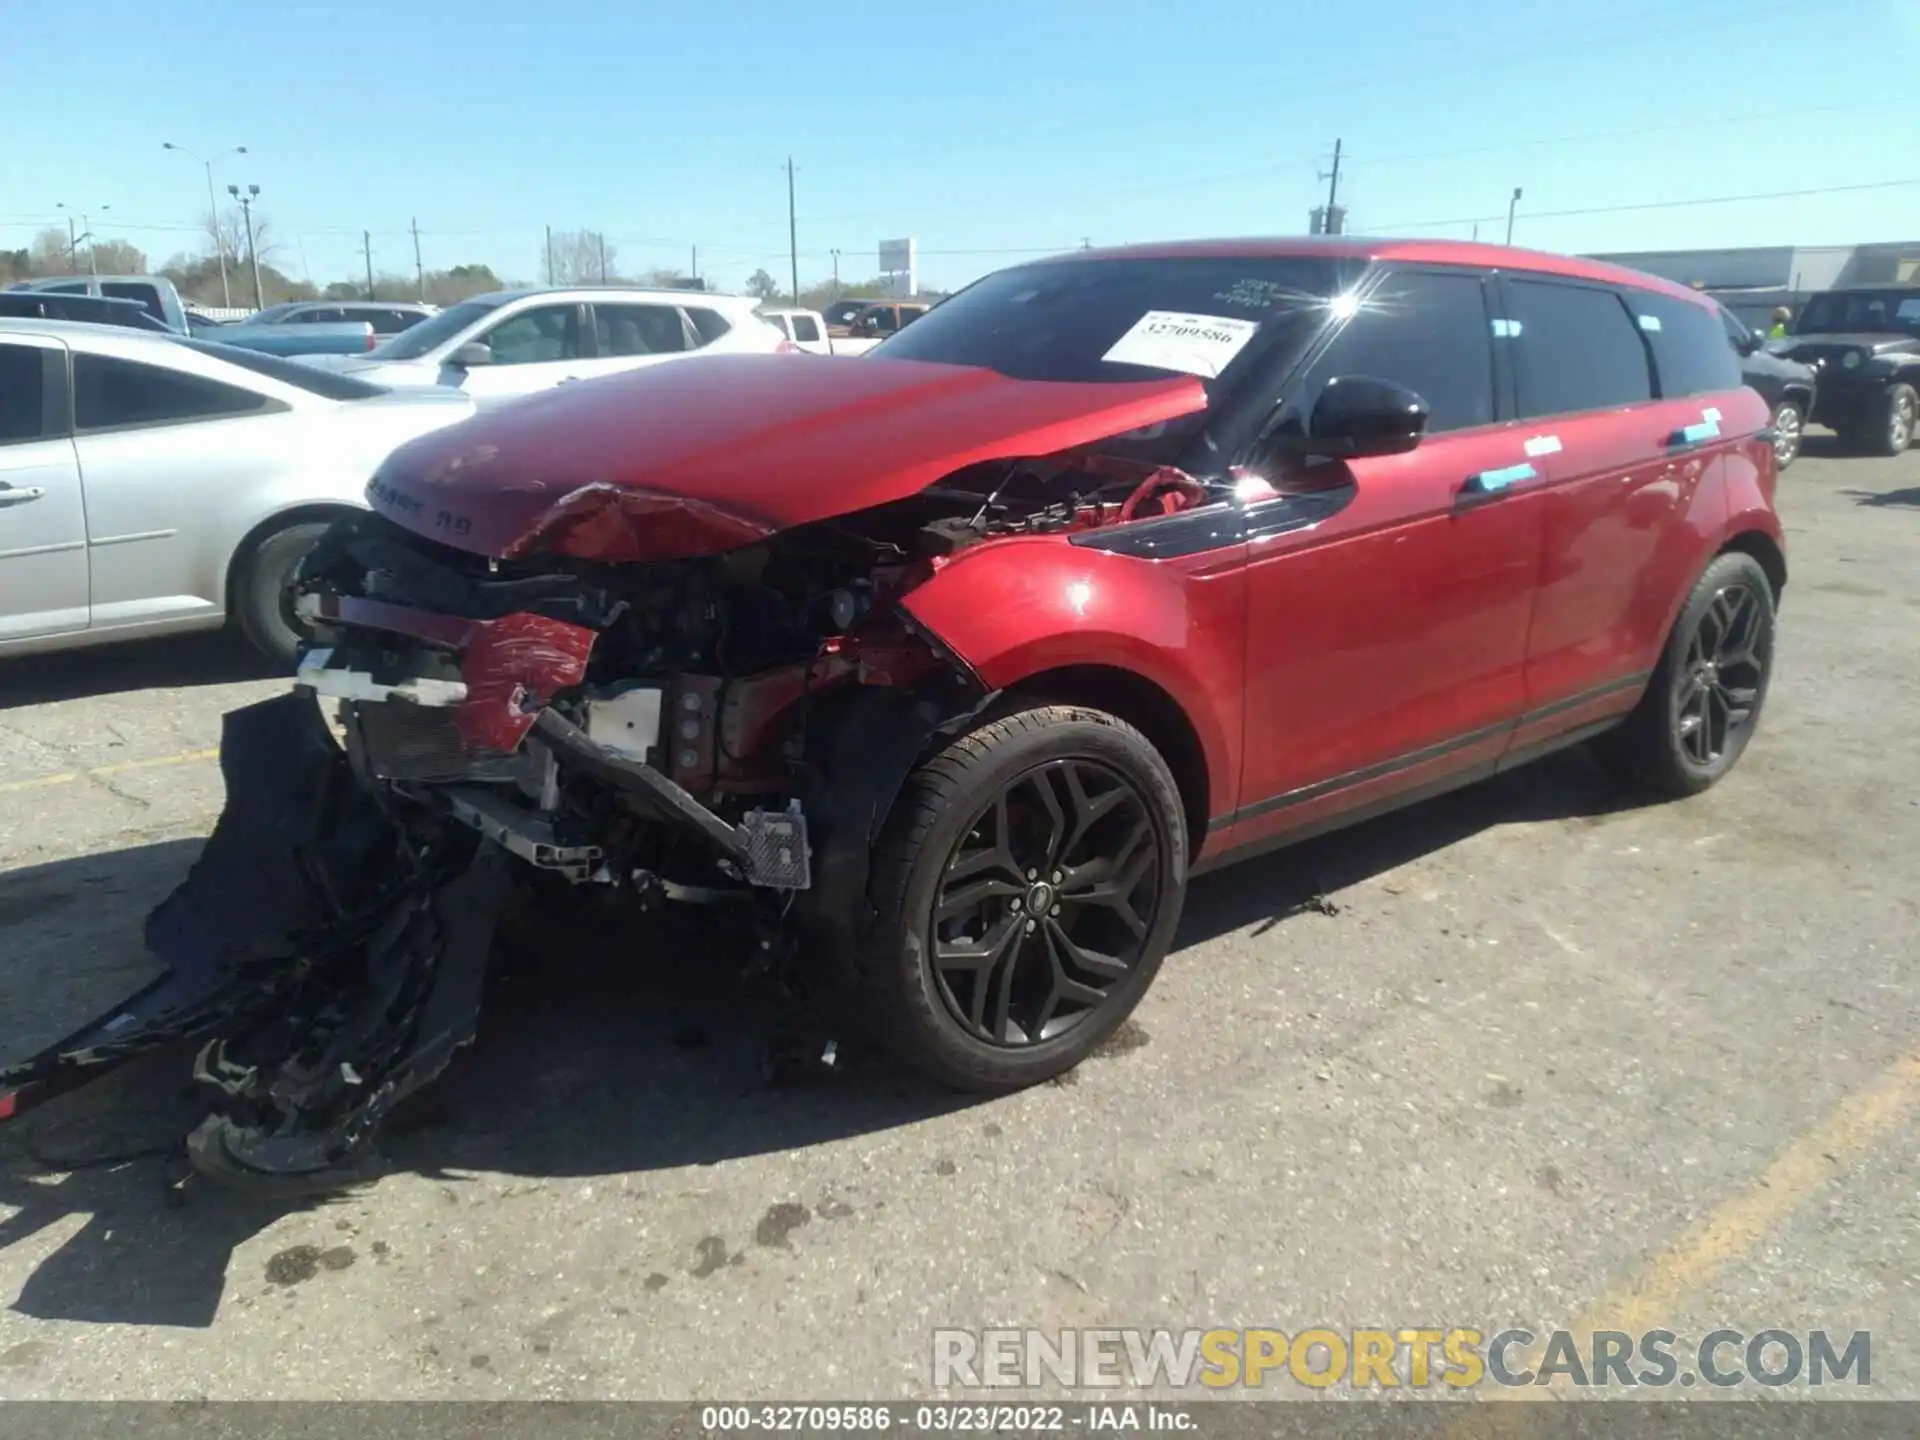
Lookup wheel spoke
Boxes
[1043,915,1131,980]
[1060,762,1127,862]
[935,912,1022,976]
[947,793,1020,886]
[1026,770,1068,870]
[987,929,1026,1043]
[936,876,1024,921]
[1041,923,1112,1009]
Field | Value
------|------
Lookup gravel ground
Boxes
[0,439,1916,1403]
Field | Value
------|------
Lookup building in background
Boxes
[1587,241,1920,330]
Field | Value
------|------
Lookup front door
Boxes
[0,335,88,642]
[457,302,588,403]
[1226,267,1546,849]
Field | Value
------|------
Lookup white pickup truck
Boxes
[757,307,834,355]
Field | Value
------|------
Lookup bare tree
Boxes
[545,230,617,285]
[745,268,780,301]
[29,226,74,275]
[87,239,148,275]
[204,204,283,270]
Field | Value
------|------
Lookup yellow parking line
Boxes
[0,746,218,796]
[1445,1046,1920,1433]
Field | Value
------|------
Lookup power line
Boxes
[1374,177,1920,234]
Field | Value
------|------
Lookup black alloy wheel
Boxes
[931,757,1161,1047]
[1592,550,1776,797]
[860,704,1187,1092]
[1671,580,1768,770]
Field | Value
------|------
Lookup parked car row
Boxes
[0,235,1807,1190]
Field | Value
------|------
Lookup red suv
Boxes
[2,239,1784,1190]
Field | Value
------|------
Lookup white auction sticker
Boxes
[1102,310,1260,378]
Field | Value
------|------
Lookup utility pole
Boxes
[545,225,554,286]
[1505,186,1523,246]
[786,157,799,303]
[411,217,425,301]
[830,248,840,297]
[163,143,245,307]
[362,230,375,301]
[230,184,264,309]
[597,234,607,284]
[57,208,78,273]
[691,245,698,286]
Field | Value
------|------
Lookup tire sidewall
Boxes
[880,713,1187,1088]
[1885,384,1917,455]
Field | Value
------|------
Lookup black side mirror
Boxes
[1733,331,1761,357]
[1283,376,1430,460]
[448,341,493,368]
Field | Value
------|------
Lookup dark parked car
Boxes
[0,291,176,333]
[1,238,1786,1193]
[1720,303,1816,469]
[1771,285,1920,456]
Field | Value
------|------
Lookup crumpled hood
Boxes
[363,353,1207,560]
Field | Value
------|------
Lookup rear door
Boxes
[581,300,699,380]
[1229,266,1546,847]
[1502,276,1734,736]
[70,349,288,627]
[0,335,88,641]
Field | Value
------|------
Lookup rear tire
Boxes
[859,705,1187,1093]
[1770,397,1805,470]
[233,521,333,668]
[1592,552,1776,797]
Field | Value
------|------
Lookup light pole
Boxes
[1505,187,1523,246]
[164,142,247,307]
[830,248,840,299]
[229,183,264,310]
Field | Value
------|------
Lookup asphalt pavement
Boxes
[0,439,1916,1403]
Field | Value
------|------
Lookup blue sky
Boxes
[5,0,1916,296]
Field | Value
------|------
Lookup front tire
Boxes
[860,705,1187,1092]
[233,521,333,667]
[1594,552,1776,797]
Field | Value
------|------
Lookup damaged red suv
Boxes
[2,239,1785,1190]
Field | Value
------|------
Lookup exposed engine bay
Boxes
[0,449,1230,1193]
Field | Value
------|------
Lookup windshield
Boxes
[1792,290,1920,338]
[869,256,1347,388]
[182,339,391,400]
[371,298,502,359]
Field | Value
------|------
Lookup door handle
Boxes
[1667,419,1722,450]
[0,484,46,506]
[1460,462,1536,496]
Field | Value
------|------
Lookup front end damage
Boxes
[0,419,1218,1190]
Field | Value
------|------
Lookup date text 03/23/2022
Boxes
[697,1404,1191,1432]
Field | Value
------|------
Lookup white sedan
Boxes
[299,286,791,402]
[0,319,476,664]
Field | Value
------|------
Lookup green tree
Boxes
[745,268,780,301]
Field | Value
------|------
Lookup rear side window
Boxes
[687,307,733,345]
[101,282,165,322]
[1627,291,1742,397]
[595,304,690,356]
[1507,280,1653,416]
[1286,269,1498,435]
[375,309,421,333]
[0,344,47,444]
[74,353,276,432]
[792,315,822,342]
[300,308,346,323]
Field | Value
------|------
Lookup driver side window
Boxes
[1274,271,1498,438]
[480,305,582,365]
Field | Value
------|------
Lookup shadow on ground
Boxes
[1844,484,1920,509]
[0,632,281,711]
[0,744,1643,1328]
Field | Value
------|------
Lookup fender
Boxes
[899,533,1248,824]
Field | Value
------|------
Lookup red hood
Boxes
[364,354,1208,561]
